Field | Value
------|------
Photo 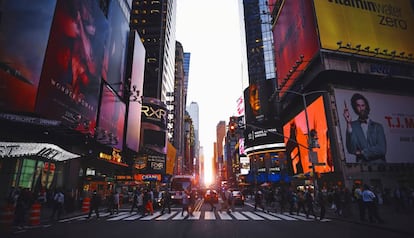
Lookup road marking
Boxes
[204,211,216,220]
[231,211,249,220]
[187,211,201,220]
[107,212,132,221]
[156,212,177,220]
[255,211,282,220]
[242,211,265,220]
[124,214,143,221]
[140,211,161,220]
[217,211,233,220]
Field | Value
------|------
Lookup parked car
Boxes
[232,190,245,206]
[204,189,219,203]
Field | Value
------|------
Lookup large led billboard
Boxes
[244,80,275,126]
[273,0,319,94]
[102,0,129,96]
[35,0,108,134]
[125,31,145,152]
[140,97,168,155]
[334,88,414,164]
[0,0,56,112]
[97,85,126,150]
[314,0,414,61]
[282,96,334,175]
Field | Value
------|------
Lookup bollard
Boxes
[82,197,90,213]
[29,202,41,226]
[0,203,15,232]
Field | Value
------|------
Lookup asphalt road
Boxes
[3,199,411,238]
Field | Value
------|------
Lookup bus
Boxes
[169,175,195,203]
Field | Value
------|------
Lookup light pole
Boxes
[275,89,327,196]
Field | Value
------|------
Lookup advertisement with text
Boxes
[335,88,414,164]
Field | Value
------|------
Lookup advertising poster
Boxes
[244,80,276,126]
[102,0,129,95]
[273,0,319,93]
[282,96,334,175]
[97,85,126,150]
[0,0,56,112]
[334,88,414,163]
[126,31,145,152]
[140,97,168,155]
[35,0,108,134]
[314,0,414,62]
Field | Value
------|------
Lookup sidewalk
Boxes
[324,202,414,236]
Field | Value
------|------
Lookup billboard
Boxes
[97,85,126,150]
[243,80,276,126]
[334,88,414,163]
[273,0,319,93]
[35,0,108,134]
[125,31,145,152]
[282,96,334,175]
[140,97,168,155]
[0,0,56,112]
[102,0,129,95]
[314,0,414,61]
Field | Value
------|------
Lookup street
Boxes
[3,197,412,238]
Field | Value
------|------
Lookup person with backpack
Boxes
[50,189,65,221]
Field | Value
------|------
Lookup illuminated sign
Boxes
[314,0,414,62]
[99,148,122,163]
[135,174,161,181]
[0,142,80,161]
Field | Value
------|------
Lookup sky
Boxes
[175,0,247,162]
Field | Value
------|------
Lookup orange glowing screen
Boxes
[283,96,334,175]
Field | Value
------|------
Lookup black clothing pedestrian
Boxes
[88,191,101,219]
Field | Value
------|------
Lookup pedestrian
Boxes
[88,190,101,220]
[161,191,171,214]
[317,189,326,220]
[296,190,307,215]
[113,191,120,214]
[130,190,139,213]
[181,189,190,216]
[304,189,317,220]
[254,189,265,212]
[362,184,384,223]
[50,189,65,221]
[354,184,365,221]
[14,190,28,228]
[144,189,154,215]
[107,192,115,214]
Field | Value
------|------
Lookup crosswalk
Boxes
[58,209,332,223]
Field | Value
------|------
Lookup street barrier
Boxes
[82,197,90,213]
[29,202,41,226]
[0,203,15,232]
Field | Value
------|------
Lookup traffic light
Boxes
[229,122,237,134]
[309,129,320,148]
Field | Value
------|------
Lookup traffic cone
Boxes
[0,203,15,233]
[29,202,41,226]
[82,197,90,213]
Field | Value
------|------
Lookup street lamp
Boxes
[274,89,327,196]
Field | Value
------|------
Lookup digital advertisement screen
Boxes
[314,0,414,61]
[102,0,129,96]
[243,80,276,126]
[282,96,334,175]
[0,0,56,112]
[334,88,414,164]
[273,0,319,94]
[35,0,108,134]
[97,85,126,150]
[126,31,145,152]
[140,97,168,155]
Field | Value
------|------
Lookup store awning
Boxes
[0,141,80,161]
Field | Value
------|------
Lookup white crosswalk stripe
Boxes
[60,210,331,222]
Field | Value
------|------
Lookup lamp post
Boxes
[275,89,327,196]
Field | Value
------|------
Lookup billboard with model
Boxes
[35,0,108,134]
[334,88,414,164]
[0,0,56,112]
